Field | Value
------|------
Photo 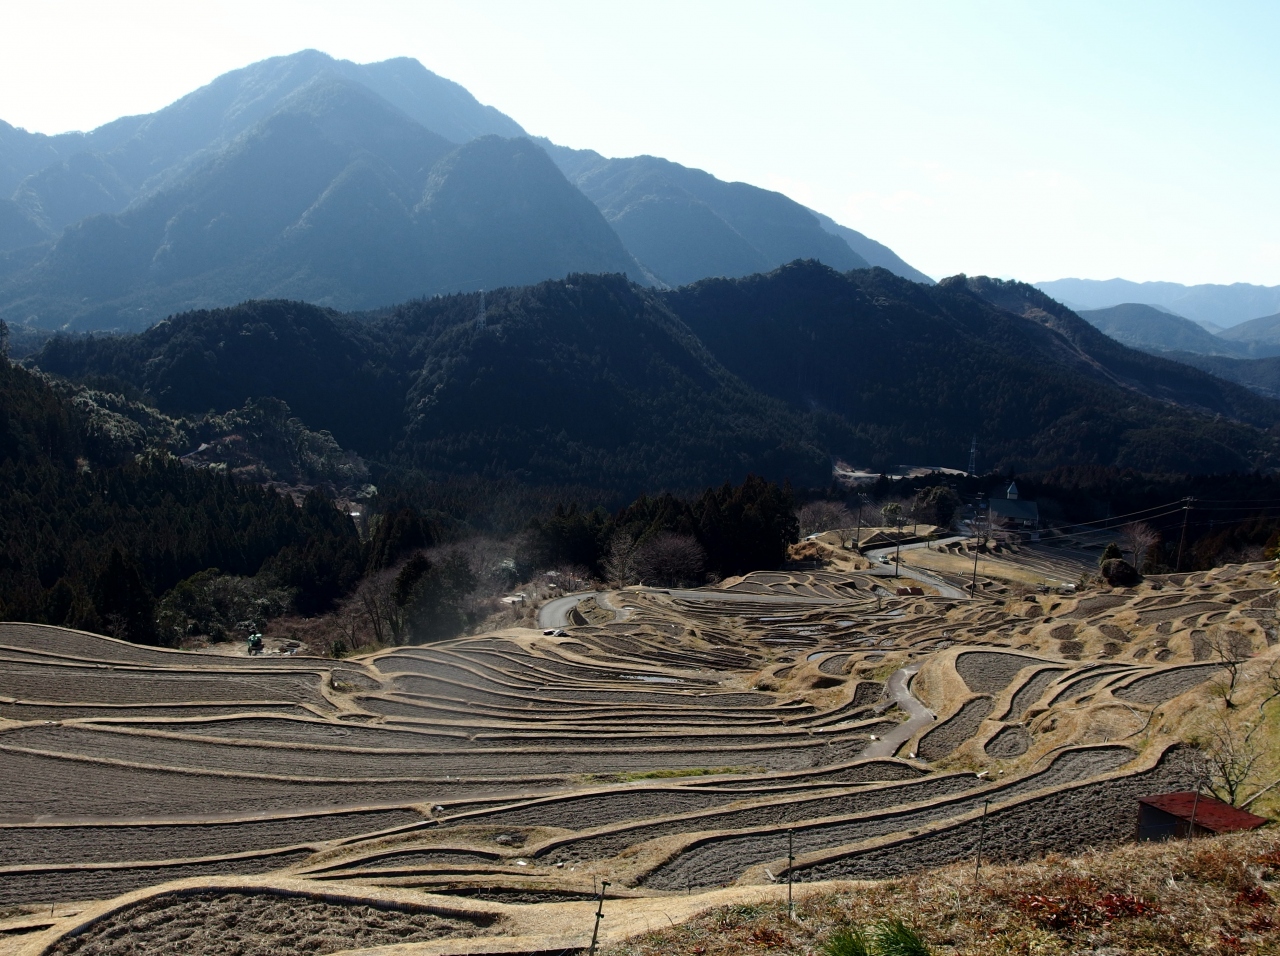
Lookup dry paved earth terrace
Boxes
[1,563,1275,954]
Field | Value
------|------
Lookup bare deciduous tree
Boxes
[797,501,854,537]
[602,532,639,586]
[1192,707,1266,807]
[1120,521,1159,572]
[1204,626,1256,707]
[632,533,706,588]
[356,568,409,646]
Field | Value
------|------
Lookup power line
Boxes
[1047,503,1189,534]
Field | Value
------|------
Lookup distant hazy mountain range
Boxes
[1036,278,1280,331]
[0,50,929,332]
[1064,301,1280,403]
[1076,304,1256,357]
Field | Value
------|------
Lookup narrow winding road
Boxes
[535,592,595,629]
[860,663,935,758]
[863,536,970,599]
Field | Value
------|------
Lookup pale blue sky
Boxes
[2,1,1276,285]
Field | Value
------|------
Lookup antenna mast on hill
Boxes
[968,436,977,475]
[477,290,486,327]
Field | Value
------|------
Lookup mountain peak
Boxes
[343,57,526,144]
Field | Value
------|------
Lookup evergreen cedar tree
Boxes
[526,476,799,581]
[391,551,479,642]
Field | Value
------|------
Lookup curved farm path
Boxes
[864,536,969,599]
[860,663,934,758]
[535,592,594,628]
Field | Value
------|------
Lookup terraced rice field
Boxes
[2,561,1272,955]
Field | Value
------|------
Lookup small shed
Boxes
[990,497,1040,530]
[1136,792,1268,841]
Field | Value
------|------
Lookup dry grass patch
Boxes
[606,830,1280,956]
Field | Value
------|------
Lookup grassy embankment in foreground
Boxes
[604,830,1280,956]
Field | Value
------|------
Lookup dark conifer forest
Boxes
[0,357,362,641]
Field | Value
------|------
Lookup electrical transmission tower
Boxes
[967,436,977,475]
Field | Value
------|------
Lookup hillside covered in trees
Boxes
[0,356,363,642]
[31,264,1280,490]
[0,346,803,645]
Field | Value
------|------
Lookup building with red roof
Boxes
[1137,791,1268,841]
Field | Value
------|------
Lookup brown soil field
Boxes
[45,890,497,956]
[983,724,1031,757]
[0,664,330,709]
[953,651,1045,693]
[0,852,315,908]
[0,809,424,866]
[915,696,994,760]
[640,746,1141,889]
[795,746,1196,881]
[1113,662,1227,703]
[998,665,1068,719]
[0,749,562,821]
[0,703,316,722]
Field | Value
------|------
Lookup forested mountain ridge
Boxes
[808,210,934,285]
[31,279,841,492]
[958,276,1280,428]
[662,264,1280,473]
[1218,311,1280,348]
[1165,351,1280,401]
[32,299,406,457]
[30,265,1280,490]
[0,51,926,333]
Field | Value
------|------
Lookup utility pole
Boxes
[970,496,984,595]
[849,493,870,552]
[1175,497,1194,572]
[1187,777,1206,840]
[974,799,991,882]
[587,880,610,956]
[787,829,795,919]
